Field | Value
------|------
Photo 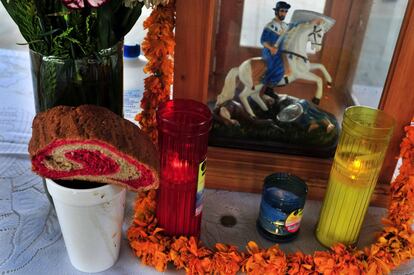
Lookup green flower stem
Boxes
[1,0,144,58]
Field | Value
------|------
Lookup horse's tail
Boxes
[216,67,239,107]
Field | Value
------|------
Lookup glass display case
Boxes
[173,0,414,206]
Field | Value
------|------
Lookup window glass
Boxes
[208,0,408,158]
[240,0,326,50]
[351,0,408,108]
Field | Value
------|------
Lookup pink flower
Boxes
[62,0,110,9]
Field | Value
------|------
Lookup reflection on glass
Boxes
[351,0,408,108]
[208,0,408,158]
[240,0,326,49]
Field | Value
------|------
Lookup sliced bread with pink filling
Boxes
[29,105,159,192]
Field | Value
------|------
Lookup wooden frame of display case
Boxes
[173,0,414,207]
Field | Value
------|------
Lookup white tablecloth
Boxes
[0,49,169,275]
[0,49,412,274]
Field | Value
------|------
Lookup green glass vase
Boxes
[29,41,124,116]
[316,106,395,247]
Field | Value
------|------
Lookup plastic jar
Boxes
[123,44,147,123]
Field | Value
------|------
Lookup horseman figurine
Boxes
[216,8,335,118]
[261,1,291,89]
[212,6,339,156]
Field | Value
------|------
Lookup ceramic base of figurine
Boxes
[210,93,339,158]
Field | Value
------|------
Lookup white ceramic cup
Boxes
[46,179,126,273]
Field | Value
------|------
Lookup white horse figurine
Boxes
[216,11,336,118]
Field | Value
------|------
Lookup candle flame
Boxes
[172,158,188,168]
[352,159,362,169]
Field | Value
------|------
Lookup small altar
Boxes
[0,49,412,274]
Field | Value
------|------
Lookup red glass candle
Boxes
[156,99,212,236]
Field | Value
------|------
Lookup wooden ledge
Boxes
[205,146,390,207]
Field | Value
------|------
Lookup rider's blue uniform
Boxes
[260,20,288,86]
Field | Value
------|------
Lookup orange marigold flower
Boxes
[136,0,175,143]
[242,242,287,274]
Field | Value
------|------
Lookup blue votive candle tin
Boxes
[257,173,308,242]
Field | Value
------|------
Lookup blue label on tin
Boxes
[258,199,303,236]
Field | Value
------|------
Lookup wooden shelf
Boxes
[205,146,390,207]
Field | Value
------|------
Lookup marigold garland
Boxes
[127,120,414,274]
[135,0,175,144]
[129,1,414,273]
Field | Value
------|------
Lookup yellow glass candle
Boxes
[316,106,395,247]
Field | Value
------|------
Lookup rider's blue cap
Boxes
[274,1,291,11]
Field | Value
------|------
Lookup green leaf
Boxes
[1,0,144,58]
[40,60,57,106]
[1,0,48,53]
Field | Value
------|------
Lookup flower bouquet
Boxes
[1,0,146,115]
[1,0,144,58]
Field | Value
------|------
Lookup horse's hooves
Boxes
[326,124,335,134]
[308,124,320,132]
[327,82,332,88]
[312,97,321,105]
